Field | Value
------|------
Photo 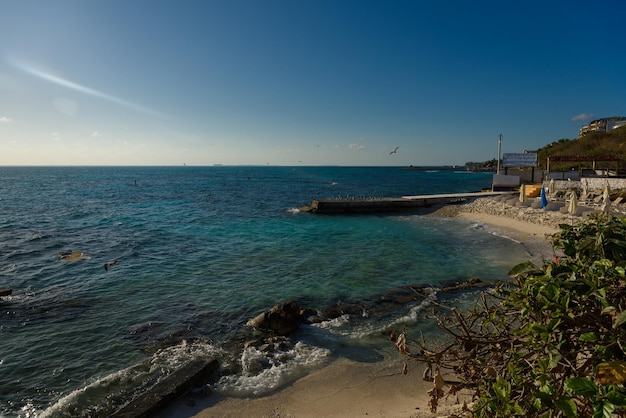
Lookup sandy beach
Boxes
[159,357,471,418]
[158,196,575,418]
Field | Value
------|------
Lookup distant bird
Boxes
[389,146,399,155]
[104,260,119,271]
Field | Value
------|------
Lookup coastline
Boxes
[159,357,470,418]
[159,196,574,418]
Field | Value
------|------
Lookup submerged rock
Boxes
[307,279,491,324]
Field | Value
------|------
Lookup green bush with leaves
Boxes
[395,214,626,417]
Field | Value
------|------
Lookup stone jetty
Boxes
[307,192,514,214]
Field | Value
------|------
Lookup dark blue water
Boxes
[0,166,542,417]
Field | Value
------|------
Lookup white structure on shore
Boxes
[579,116,626,138]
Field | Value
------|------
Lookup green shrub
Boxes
[394,214,626,417]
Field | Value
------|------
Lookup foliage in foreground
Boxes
[394,214,626,417]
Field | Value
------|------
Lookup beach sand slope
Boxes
[160,358,471,418]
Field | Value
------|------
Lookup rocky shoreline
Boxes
[430,195,588,231]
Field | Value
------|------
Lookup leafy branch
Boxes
[393,214,626,417]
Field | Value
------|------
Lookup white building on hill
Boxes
[579,116,626,137]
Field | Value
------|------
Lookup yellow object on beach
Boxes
[523,184,542,198]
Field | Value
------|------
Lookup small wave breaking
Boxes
[39,340,220,418]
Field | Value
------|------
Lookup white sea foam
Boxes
[471,221,522,244]
[308,289,438,340]
[470,222,484,230]
[311,313,351,330]
[214,342,331,397]
[39,340,221,418]
[0,286,36,303]
[0,263,17,272]
[490,230,521,244]
[388,292,438,327]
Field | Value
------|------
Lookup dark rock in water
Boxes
[380,284,431,304]
[246,301,304,336]
[440,278,486,292]
[308,279,491,324]
[311,285,432,323]
[0,288,12,297]
[110,357,218,418]
[315,303,364,321]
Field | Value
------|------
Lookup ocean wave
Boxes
[214,342,331,397]
[38,340,221,418]
[310,288,438,340]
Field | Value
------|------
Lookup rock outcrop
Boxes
[246,301,304,336]
[110,357,218,418]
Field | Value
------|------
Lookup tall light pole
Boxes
[497,134,502,175]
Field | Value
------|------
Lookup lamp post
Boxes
[497,134,502,175]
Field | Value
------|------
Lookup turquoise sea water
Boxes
[0,166,549,417]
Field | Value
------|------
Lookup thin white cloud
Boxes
[0,116,11,123]
[10,59,163,117]
[349,143,366,151]
[571,113,594,121]
[91,131,103,137]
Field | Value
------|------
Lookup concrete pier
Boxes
[309,191,515,214]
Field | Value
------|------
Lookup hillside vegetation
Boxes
[466,126,626,172]
[536,126,626,171]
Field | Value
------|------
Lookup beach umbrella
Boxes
[602,194,612,216]
[603,180,611,201]
[549,178,555,195]
[602,181,612,215]
[581,178,588,201]
[519,184,526,203]
[568,190,578,215]
[541,187,548,208]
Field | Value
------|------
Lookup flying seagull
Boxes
[389,146,399,155]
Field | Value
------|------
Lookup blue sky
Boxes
[1,1,624,166]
